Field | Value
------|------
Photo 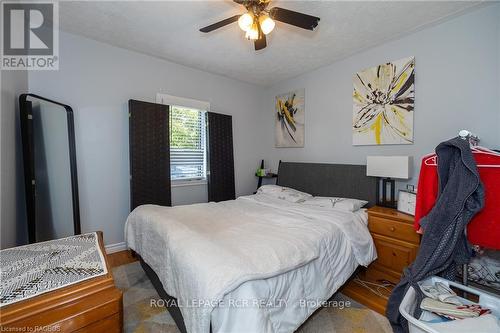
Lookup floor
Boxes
[340,273,393,316]
[109,251,393,333]
[108,249,138,268]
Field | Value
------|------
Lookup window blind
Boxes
[170,106,207,181]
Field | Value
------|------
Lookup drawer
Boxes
[3,287,123,332]
[369,215,420,244]
[370,234,418,275]
[74,313,122,333]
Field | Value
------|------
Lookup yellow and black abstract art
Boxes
[275,89,305,147]
[352,56,415,145]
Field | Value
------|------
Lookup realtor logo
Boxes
[1,1,59,70]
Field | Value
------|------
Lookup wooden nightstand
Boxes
[366,206,420,284]
[341,206,420,314]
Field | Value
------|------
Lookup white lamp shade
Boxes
[238,13,254,32]
[366,156,413,179]
[259,15,275,35]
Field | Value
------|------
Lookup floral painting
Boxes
[275,89,305,147]
[352,56,415,145]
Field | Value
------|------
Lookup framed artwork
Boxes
[275,89,305,147]
[352,56,415,145]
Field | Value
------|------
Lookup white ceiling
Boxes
[59,1,483,86]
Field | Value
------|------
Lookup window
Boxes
[169,106,207,182]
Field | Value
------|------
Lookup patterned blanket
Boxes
[0,232,107,307]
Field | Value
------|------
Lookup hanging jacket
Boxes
[386,137,485,333]
[414,150,500,249]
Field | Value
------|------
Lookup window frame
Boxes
[156,93,210,186]
[169,106,207,184]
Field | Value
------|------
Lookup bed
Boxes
[125,162,378,333]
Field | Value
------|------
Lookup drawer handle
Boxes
[389,227,396,232]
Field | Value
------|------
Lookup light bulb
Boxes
[259,15,275,35]
[245,22,259,40]
[238,12,254,32]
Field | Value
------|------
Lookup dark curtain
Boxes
[207,112,235,202]
[129,99,171,210]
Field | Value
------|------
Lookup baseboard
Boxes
[105,242,127,254]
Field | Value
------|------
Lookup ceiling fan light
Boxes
[238,12,254,32]
[245,24,259,40]
[259,15,275,35]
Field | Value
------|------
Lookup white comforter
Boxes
[125,194,376,333]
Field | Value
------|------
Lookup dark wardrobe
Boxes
[128,100,235,210]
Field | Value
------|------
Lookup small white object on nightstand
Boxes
[398,190,417,216]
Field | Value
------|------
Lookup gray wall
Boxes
[28,32,267,246]
[498,5,500,137]
[5,4,500,249]
[172,184,208,206]
[261,4,500,189]
[0,70,28,249]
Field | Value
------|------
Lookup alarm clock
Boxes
[397,190,417,216]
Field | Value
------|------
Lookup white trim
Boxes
[156,93,210,111]
[105,242,127,254]
[171,179,208,188]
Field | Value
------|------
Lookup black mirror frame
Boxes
[19,93,81,243]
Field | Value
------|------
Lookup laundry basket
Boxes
[399,276,500,333]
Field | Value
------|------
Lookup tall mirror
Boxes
[20,94,81,243]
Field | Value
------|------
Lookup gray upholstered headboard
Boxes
[277,162,377,207]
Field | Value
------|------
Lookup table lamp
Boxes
[367,156,412,208]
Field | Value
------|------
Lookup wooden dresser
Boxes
[0,232,123,332]
[341,206,420,314]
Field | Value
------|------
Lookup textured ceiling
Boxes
[59,1,483,86]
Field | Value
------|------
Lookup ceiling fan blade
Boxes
[254,21,266,50]
[254,33,267,50]
[269,7,320,31]
[199,15,240,33]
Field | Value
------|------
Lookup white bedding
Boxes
[125,194,376,333]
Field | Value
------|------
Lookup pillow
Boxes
[257,185,312,203]
[256,184,281,194]
[300,197,343,208]
[299,196,367,211]
[333,198,368,212]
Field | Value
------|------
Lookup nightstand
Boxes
[341,206,420,314]
[366,206,420,284]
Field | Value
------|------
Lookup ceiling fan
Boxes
[199,0,320,51]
